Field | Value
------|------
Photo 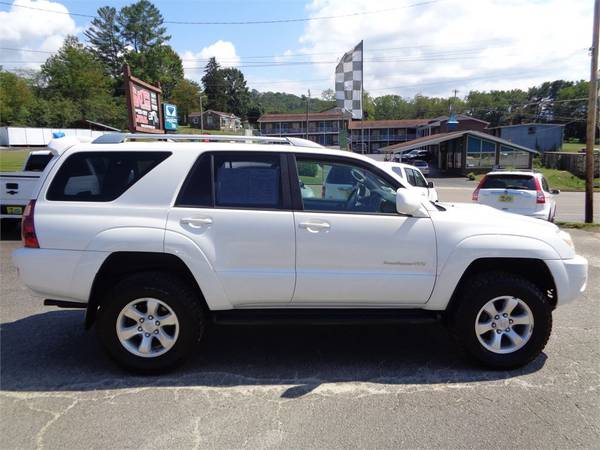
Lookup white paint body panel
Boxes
[10,140,588,312]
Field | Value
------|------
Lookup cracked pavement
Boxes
[1,230,599,449]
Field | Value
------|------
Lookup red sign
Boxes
[123,65,164,134]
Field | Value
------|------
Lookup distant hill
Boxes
[251,90,336,114]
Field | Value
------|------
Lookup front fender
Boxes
[423,234,561,310]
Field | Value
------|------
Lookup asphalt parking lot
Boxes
[1,230,599,449]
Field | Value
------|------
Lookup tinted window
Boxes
[391,167,404,178]
[405,168,416,186]
[411,169,428,188]
[481,175,536,190]
[214,154,281,208]
[297,157,397,214]
[24,153,53,172]
[325,165,355,184]
[47,152,170,201]
[176,153,212,207]
[541,177,549,192]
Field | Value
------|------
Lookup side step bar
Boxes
[44,299,87,309]
[211,309,441,326]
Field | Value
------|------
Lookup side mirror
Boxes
[396,188,425,215]
[551,189,560,195]
[427,181,435,188]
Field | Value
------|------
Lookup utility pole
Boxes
[306,89,310,140]
[199,93,204,133]
[585,0,599,223]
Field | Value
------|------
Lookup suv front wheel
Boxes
[96,272,205,372]
[451,271,552,369]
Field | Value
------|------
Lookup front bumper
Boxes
[546,255,588,306]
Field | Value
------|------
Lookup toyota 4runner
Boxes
[12,134,588,372]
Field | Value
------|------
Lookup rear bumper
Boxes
[12,247,108,303]
[546,255,588,306]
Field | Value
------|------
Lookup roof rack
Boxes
[92,133,323,148]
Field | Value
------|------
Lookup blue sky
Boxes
[0,0,594,99]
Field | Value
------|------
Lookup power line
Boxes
[0,0,441,25]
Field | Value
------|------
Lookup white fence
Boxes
[0,127,109,146]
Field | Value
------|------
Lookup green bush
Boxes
[297,161,318,177]
[467,172,476,181]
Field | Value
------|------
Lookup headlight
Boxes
[559,230,575,250]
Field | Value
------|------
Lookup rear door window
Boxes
[481,175,536,190]
[47,151,170,201]
[410,169,428,188]
[24,153,53,172]
[213,153,282,208]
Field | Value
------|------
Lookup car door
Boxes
[166,151,296,306]
[404,167,430,200]
[292,155,436,306]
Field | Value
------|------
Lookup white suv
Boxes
[12,134,588,372]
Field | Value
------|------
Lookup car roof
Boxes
[486,170,539,177]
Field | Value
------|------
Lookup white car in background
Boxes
[412,160,430,176]
[472,170,559,221]
[378,162,438,202]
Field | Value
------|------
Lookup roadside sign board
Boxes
[163,103,178,131]
[123,65,164,134]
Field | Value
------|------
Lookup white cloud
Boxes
[181,40,240,81]
[0,0,77,71]
[292,0,593,98]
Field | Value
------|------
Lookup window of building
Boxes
[47,152,171,202]
[498,145,530,168]
[466,136,497,168]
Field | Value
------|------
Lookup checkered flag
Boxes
[335,41,363,120]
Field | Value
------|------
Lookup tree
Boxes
[222,67,250,118]
[169,78,201,124]
[117,0,169,52]
[553,80,589,141]
[40,36,121,126]
[84,6,125,80]
[321,88,335,101]
[0,70,34,125]
[201,57,228,112]
[126,44,183,98]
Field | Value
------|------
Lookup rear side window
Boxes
[391,167,404,178]
[481,175,536,190]
[47,151,171,201]
[214,154,281,208]
[24,153,53,172]
[176,152,284,209]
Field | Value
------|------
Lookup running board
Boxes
[211,309,440,326]
[44,299,87,309]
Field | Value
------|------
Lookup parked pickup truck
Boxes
[1,150,54,220]
[12,134,588,373]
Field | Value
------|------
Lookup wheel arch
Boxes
[86,251,208,329]
[444,257,558,319]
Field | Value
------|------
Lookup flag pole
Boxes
[361,40,364,154]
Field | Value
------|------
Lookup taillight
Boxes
[534,177,545,204]
[21,200,39,248]
[472,175,487,201]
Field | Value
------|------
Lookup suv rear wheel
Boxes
[96,272,204,373]
[451,271,552,369]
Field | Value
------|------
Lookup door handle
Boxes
[180,217,213,228]
[299,221,331,232]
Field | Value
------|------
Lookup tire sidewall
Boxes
[97,275,202,373]
[454,276,552,369]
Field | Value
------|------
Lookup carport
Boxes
[382,130,538,175]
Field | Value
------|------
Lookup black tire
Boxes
[96,271,205,373]
[450,271,552,370]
